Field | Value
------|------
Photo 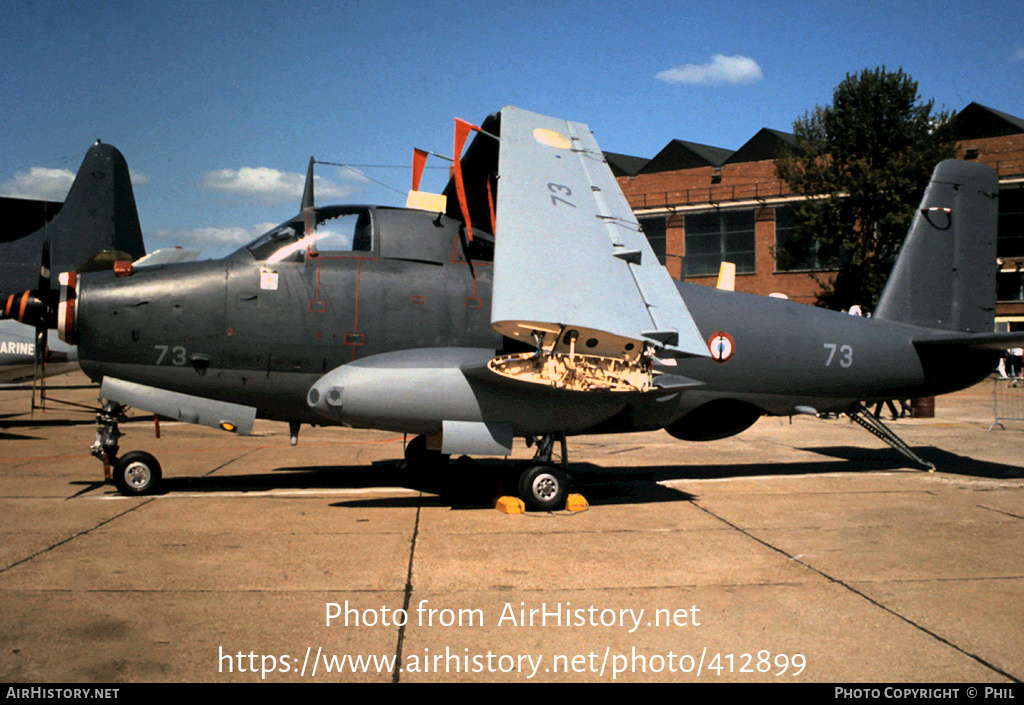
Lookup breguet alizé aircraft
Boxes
[3,106,1019,509]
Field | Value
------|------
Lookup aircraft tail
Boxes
[1,142,146,299]
[873,160,999,333]
[50,141,146,269]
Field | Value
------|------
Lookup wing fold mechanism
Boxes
[485,106,708,393]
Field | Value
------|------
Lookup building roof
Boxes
[724,128,796,164]
[639,139,734,173]
[952,102,1024,140]
[604,151,649,177]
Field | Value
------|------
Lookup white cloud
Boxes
[201,166,356,205]
[160,223,276,248]
[1,166,150,201]
[0,166,75,200]
[1013,47,1024,62]
[656,54,763,86]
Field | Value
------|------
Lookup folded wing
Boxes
[491,106,707,366]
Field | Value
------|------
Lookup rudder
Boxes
[874,159,999,333]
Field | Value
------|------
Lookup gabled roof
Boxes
[639,139,734,173]
[724,128,796,164]
[952,102,1024,140]
[604,151,649,177]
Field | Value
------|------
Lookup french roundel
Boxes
[708,332,735,363]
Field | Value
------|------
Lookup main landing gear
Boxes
[91,401,163,496]
[404,431,572,511]
[516,432,570,511]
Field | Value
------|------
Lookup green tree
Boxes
[775,67,957,311]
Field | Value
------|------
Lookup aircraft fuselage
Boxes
[71,205,997,440]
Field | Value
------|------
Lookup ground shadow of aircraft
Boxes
[69,458,699,509]
[8,107,1024,510]
[64,444,1020,511]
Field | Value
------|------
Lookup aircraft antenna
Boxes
[315,159,406,198]
[301,157,315,211]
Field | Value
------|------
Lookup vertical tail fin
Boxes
[874,159,999,333]
[48,141,146,271]
[2,141,146,299]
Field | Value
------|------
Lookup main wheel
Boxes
[112,451,162,496]
[517,464,569,511]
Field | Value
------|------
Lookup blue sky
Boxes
[2,0,1022,258]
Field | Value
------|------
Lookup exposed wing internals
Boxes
[6,106,1023,511]
[488,106,708,393]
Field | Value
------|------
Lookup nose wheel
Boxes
[111,451,163,496]
[91,400,163,496]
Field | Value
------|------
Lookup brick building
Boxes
[611,102,1024,330]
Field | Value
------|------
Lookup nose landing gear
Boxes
[91,401,163,496]
[111,450,163,496]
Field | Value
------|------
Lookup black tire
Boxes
[517,464,568,511]
[112,451,162,496]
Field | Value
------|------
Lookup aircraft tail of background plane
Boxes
[47,140,146,272]
[0,141,145,300]
[874,159,999,333]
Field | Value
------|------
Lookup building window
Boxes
[997,189,1024,302]
[998,188,1024,259]
[998,269,1024,302]
[638,216,667,265]
[774,205,845,271]
[684,210,755,277]
[773,206,837,271]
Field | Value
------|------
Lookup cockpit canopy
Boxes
[241,205,493,265]
[244,206,373,263]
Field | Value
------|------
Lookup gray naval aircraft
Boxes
[4,106,1021,509]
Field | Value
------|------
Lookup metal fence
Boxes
[990,377,1024,431]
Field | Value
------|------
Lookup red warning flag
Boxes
[412,148,428,192]
[453,118,478,242]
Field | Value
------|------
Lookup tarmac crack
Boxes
[0,499,156,577]
[202,448,262,476]
[690,499,1022,683]
[977,504,1024,521]
[391,492,423,684]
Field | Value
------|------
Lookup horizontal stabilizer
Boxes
[913,331,1024,351]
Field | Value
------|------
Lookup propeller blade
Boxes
[38,238,51,292]
[32,238,52,413]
